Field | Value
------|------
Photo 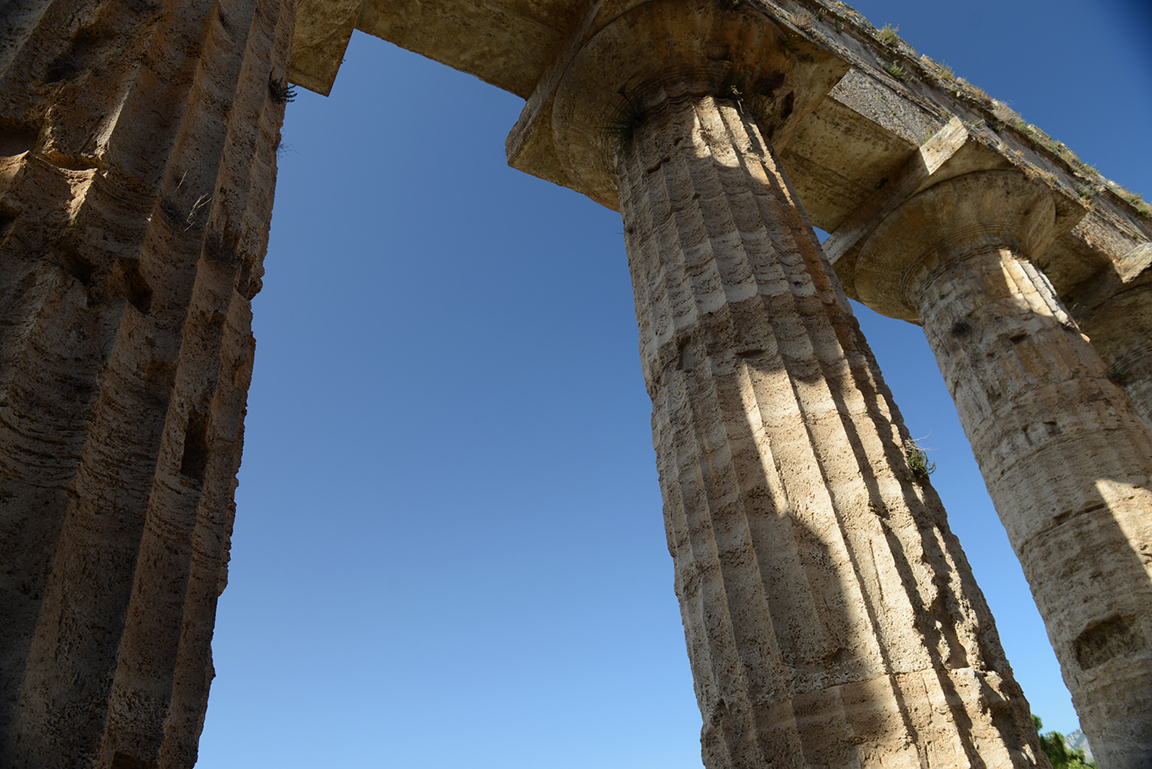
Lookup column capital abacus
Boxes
[855,170,1081,322]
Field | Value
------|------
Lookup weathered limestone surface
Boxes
[0,0,1147,763]
[539,2,1051,763]
[615,89,1044,767]
[853,171,1152,768]
[0,0,295,762]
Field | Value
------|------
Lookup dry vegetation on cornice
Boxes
[765,0,1150,220]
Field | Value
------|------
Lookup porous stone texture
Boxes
[857,171,1152,769]
[0,0,295,763]
[0,0,1146,764]
[575,37,1046,758]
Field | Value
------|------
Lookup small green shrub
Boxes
[1116,187,1152,219]
[1032,716,1097,769]
[883,62,910,82]
[905,439,936,480]
[1077,185,1099,201]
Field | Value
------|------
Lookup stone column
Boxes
[0,0,295,763]
[548,4,1049,764]
[856,171,1152,768]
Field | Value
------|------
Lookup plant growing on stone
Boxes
[268,74,296,104]
[1115,186,1152,218]
[1013,117,1036,138]
[955,79,991,105]
[1077,184,1099,201]
[883,61,910,82]
[876,23,901,46]
[719,69,753,107]
[904,438,936,480]
[919,55,954,83]
[790,8,815,30]
[778,35,800,56]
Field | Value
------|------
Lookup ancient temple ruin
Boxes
[0,0,1149,767]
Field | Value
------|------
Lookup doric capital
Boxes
[855,170,1082,322]
[538,0,845,209]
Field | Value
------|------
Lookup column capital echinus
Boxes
[854,170,1085,322]
[549,0,847,209]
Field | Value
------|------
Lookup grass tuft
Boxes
[877,23,901,46]
[905,438,936,481]
[268,75,296,105]
[883,61,910,82]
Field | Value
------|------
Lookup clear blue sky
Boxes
[195,0,1151,765]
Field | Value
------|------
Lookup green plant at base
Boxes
[603,91,647,152]
[1031,716,1096,769]
[778,35,799,56]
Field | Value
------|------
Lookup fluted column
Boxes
[856,171,1152,768]
[612,83,1046,768]
[0,0,295,764]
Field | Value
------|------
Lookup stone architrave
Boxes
[855,170,1152,768]
[0,0,295,763]
[548,3,1049,765]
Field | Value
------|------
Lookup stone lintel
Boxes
[508,0,848,210]
[288,0,365,96]
[825,119,1091,305]
[286,0,1148,298]
[824,116,1004,297]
